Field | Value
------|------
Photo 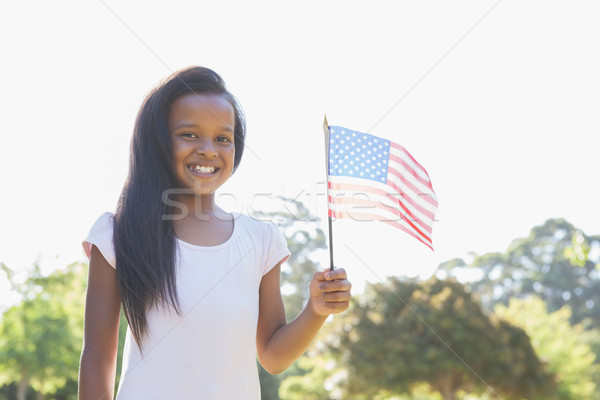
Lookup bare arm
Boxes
[78,245,122,400]
[256,265,351,374]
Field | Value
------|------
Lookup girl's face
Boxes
[168,93,235,197]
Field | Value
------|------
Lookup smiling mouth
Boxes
[187,164,219,174]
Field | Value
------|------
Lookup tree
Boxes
[278,356,332,400]
[277,311,354,400]
[437,218,600,328]
[332,277,555,400]
[0,262,86,400]
[495,297,599,399]
[580,325,600,396]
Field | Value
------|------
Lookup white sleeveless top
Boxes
[83,212,290,399]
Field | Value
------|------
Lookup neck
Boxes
[173,193,223,221]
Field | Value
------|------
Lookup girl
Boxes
[78,66,351,399]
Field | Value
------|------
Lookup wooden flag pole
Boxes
[323,115,335,271]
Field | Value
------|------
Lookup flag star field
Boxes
[329,129,391,183]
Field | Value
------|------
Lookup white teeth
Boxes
[191,165,215,174]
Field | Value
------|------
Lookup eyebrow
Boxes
[173,122,234,133]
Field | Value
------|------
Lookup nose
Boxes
[196,139,217,158]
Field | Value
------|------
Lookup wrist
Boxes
[306,297,330,320]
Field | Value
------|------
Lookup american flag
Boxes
[327,126,438,250]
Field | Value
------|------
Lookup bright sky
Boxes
[1,1,599,309]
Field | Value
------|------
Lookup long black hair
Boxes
[114,66,246,347]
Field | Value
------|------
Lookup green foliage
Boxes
[332,277,555,400]
[580,326,600,397]
[259,363,282,400]
[114,311,128,394]
[495,297,599,399]
[277,313,354,400]
[278,357,331,400]
[0,262,86,400]
[437,218,600,328]
[0,382,37,400]
[564,230,592,267]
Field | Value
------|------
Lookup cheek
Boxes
[226,146,236,167]
[171,145,190,174]
[172,141,192,160]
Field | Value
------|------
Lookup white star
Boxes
[349,170,354,174]
[370,174,375,178]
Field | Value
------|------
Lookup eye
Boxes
[216,136,233,143]
[180,132,198,139]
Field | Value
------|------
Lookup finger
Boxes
[324,300,350,313]
[322,290,352,302]
[312,270,330,282]
[324,268,347,281]
[319,279,352,293]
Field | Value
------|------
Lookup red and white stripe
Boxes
[328,142,437,250]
